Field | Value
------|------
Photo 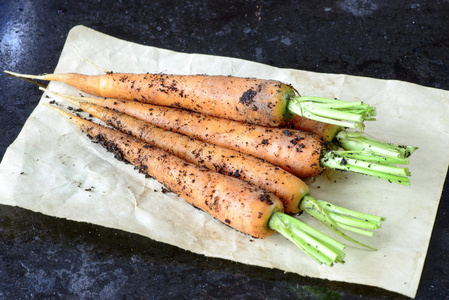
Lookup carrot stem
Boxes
[320,150,411,186]
[335,131,418,159]
[268,212,345,266]
[288,96,376,130]
[299,196,385,250]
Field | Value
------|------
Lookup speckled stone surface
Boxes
[1,0,448,298]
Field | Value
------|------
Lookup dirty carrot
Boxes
[61,93,412,185]
[46,90,308,214]
[5,70,375,128]
[69,95,325,179]
[290,115,344,142]
[47,89,385,250]
[290,115,418,160]
[47,104,346,266]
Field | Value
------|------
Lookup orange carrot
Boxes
[51,105,283,238]
[45,91,309,213]
[290,115,343,142]
[48,97,387,251]
[5,68,415,164]
[47,104,348,265]
[60,94,412,185]
[5,70,375,128]
[61,99,309,214]
[58,95,325,178]
[44,89,386,250]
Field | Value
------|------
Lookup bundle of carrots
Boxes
[6,65,417,266]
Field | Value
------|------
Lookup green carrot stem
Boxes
[337,152,409,165]
[268,212,346,266]
[328,212,383,231]
[320,150,411,186]
[339,154,410,176]
[335,131,418,159]
[299,196,385,250]
[287,96,376,129]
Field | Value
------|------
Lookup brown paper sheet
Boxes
[1,25,448,297]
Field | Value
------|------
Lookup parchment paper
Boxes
[1,25,448,298]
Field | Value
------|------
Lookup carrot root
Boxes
[41,87,310,214]
[44,92,325,178]
[71,47,110,74]
[4,70,50,81]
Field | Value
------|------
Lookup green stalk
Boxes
[335,131,418,159]
[320,150,411,186]
[299,196,386,250]
[287,96,376,130]
[268,212,346,266]
[336,152,409,165]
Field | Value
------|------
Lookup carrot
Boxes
[45,89,386,251]
[290,115,418,159]
[5,70,375,128]
[57,93,412,185]
[7,68,414,164]
[60,97,309,214]
[46,104,347,266]
[65,95,325,178]
[290,115,344,142]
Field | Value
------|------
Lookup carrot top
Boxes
[320,150,412,185]
[268,212,346,265]
[287,96,377,130]
[299,196,386,251]
[334,131,418,160]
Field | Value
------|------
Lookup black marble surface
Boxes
[1,0,448,299]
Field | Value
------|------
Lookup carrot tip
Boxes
[4,70,47,80]
[71,46,110,74]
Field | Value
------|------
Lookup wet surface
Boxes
[1,0,448,298]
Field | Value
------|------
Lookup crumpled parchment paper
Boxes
[1,25,448,298]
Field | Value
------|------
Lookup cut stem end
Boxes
[300,195,385,250]
[335,131,418,160]
[288,96,376,129]
[320,150,411,186]
[268,212,345,266]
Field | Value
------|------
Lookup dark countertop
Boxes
[1,1,448,299]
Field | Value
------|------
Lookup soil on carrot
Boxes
[239,88,257,106]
